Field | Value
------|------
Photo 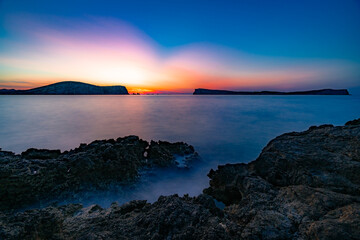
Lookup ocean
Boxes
[1,95,359,206]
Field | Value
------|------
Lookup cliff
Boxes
[193,88,350,95]
[0,81,129,95]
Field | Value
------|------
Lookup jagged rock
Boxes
[0,195,241,240]
[346,118,360,126]
[204,120,360,239]
[147,140,199,167]
[21,149,61,159]
[1,120,359,239]
[0,136,199,210]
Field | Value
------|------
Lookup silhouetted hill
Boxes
[193,88,349,95]
[0,81,129,95]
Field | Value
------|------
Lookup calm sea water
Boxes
[1,95,359,206]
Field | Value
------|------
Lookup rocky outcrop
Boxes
[204,119,360,239]
[0,136,199,210]
[193,88,350,95]
[0,194,241,240]
[0,81,129,95]
[0,119,359,239]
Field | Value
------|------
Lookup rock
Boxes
[0,195,241,240]
[1,120,359,239]
[147,140,199,167]
[204,120,360,239]
[0,136,200,211]
[21,149,61,159]
[345,118,360,126]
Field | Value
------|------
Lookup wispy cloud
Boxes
[1,15,359,92]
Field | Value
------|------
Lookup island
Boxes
[0,81,129,95]
[193,88,350,95]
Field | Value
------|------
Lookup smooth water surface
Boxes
[1,95,359,206]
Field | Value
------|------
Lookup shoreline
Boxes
[1,119,359,239]
[0,137,199,211]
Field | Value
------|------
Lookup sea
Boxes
[1,95,359,206]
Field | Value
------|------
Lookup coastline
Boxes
[1,119,359,239]
[193,88,350,95]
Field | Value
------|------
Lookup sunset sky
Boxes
[0,0,360,93]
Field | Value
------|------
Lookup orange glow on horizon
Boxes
[1,16,359,92]
[128,88,156,94]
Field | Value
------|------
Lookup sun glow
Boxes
[0,15,359,92]
[92,64,153,86]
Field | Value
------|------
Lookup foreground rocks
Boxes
[0,136,199,210]
[0,194,242,240]
[0,119,359,239]
[204,119,360,239]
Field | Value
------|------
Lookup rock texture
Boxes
[0,136,199,210]
[204,119,360,239]
[0,119,359,239]
[0,195,241,240]
[0,81,129,95]
[193,88,350,95]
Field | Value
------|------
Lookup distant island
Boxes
[193,88,349,95]
[0,81,129,95]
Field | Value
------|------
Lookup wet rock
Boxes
[147,140,198,167]
[21,149,61,160]
[0,136,199,211]
[0,195,240,240]
[1,120,360,239]
[345,118,360,126]
[204,121,360,239]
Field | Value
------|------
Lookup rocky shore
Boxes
[204,119,360,239]
[1,119,359,239]
[0,136,199,210]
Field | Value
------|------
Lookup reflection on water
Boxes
[1,95,359,206]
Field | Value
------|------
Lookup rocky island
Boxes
[193,88,350,95]
[0,119,359,239]
[0,81,129,95]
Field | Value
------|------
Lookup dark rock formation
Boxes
[0,136,199,210]
[0,81,129,95]
[147,140,198,167]
[193,88,350,95]
[346,118,360,126]
[0,195,241,240]
[1,119,359,239]
[0,89,17,94]
[204,118,360,239]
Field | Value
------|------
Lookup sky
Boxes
[0,0,359,93]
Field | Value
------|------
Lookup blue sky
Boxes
[2,0,359,59]
[0,0,359,92]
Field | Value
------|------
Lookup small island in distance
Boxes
[193,88,350,95]
[0,81,129,95]
[0,81,351,96]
